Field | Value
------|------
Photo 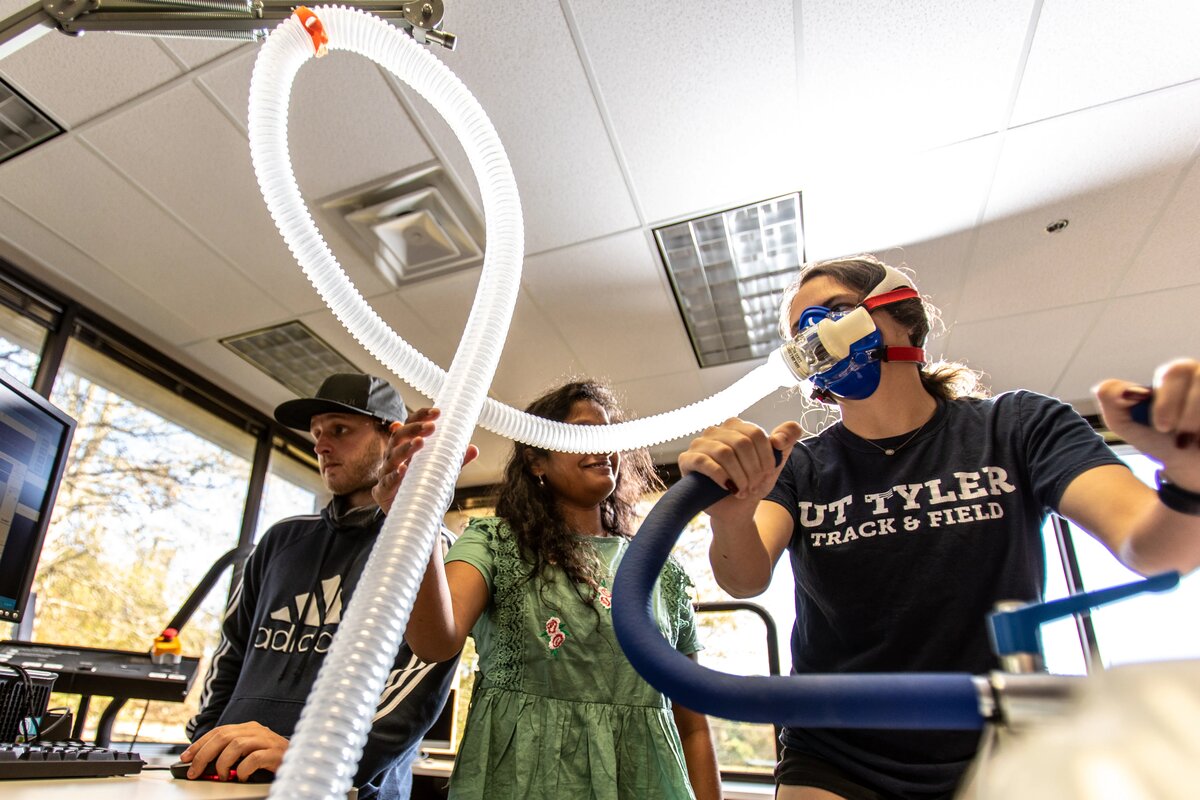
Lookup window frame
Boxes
[0,256,323,744]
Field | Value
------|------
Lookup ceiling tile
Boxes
[291,276,542,413]
[197,48,434,199]
[1119,154,1200,295]
[387,266,474,359]
[195,48,256,129]
[943,303,1105,400]
[288,52,435,199]
[366,289,460,385]
[0,0,31,16]
[155,37,249,71]
[801,137,998,267]
[520,230,696,384]
[290,291,496,419]
[1013,0,1200,126]
[617,369,705,465]
[294,305,412,397]
[379,80,482,215]
[80,81,329,319]
[960,83,1200,321]
[569,0,801,224]
[987,82,1200,218]
[696,359,766,397]
[616,369,705,419]
[0,138,286,342]
[396,0,639,254]
[489,309,580,408]
[0,196,202,344]
[351,267,594,415]
[0,29,183,127]
[1056,284,1200,406]
[799,0,1033,164]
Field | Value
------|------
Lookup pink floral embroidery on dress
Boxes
[596,583,612,610]
[540,616,570,655]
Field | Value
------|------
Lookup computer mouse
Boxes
[169,759,275,783]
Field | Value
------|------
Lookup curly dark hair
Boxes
[494,381,663,593]
[779,254,989,400]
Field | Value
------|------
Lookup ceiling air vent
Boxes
[220,320,363,398]
[321,163,484,287]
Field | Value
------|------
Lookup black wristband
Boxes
[1156,470,1200,516]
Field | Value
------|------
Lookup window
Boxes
[1039,516,1089,675]
[0,302,47,387]
[256,448,325,542]
[35,339,256,742]
[1051,450,1200,670]
[0,258,323,747]
[665,498,794,776]
[441,504,498,751]
[691,606,780,776]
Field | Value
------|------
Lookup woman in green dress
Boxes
[396,381,721,800]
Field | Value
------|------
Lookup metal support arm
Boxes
[1,0,454,61]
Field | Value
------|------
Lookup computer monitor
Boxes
[0,369,76,624]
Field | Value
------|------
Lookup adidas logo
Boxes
[252,575,345,654]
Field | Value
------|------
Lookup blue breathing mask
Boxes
[795,305,887,400]
[779,269,926,402]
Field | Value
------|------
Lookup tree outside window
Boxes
[33,341,252,742]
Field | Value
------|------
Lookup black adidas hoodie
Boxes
[187,497,457,799]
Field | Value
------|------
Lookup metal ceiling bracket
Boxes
[42,0,98,27]
[1,0,455,53]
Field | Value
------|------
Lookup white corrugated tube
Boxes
[248,7,794,799]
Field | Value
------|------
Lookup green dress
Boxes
[445,516,701,800]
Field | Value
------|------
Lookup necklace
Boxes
[863,419,929,456]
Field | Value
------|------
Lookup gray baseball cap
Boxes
[274,373,408,431]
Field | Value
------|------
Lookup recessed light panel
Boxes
[656,194,804,367]
[0,78,62,166]
[221,321,363,398]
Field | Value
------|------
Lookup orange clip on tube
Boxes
[293,7,329,57]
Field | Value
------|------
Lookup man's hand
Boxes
[373,407,479,513]
[180,721,287,782]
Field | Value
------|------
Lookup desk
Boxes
[2,770,272,799]
[2,769,362,799]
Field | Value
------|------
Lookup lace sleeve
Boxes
[474,517,528,690]
[659,556,702,655]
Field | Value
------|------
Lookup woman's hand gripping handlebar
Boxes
[611,427,985,730]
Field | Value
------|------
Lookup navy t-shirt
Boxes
[764,390,1124,799]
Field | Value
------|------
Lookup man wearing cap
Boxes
[182,374,471,799]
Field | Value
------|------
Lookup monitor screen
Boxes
[0,369,75,624]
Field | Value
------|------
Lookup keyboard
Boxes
[0,741,144,780]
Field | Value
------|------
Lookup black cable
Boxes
[128,700,150,752]
[36,707,74,741]
[4,663,38,742]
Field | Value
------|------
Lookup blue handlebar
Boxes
[989,571,1179,657]
[1130,396,1152,426]
[611,465,984,730]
